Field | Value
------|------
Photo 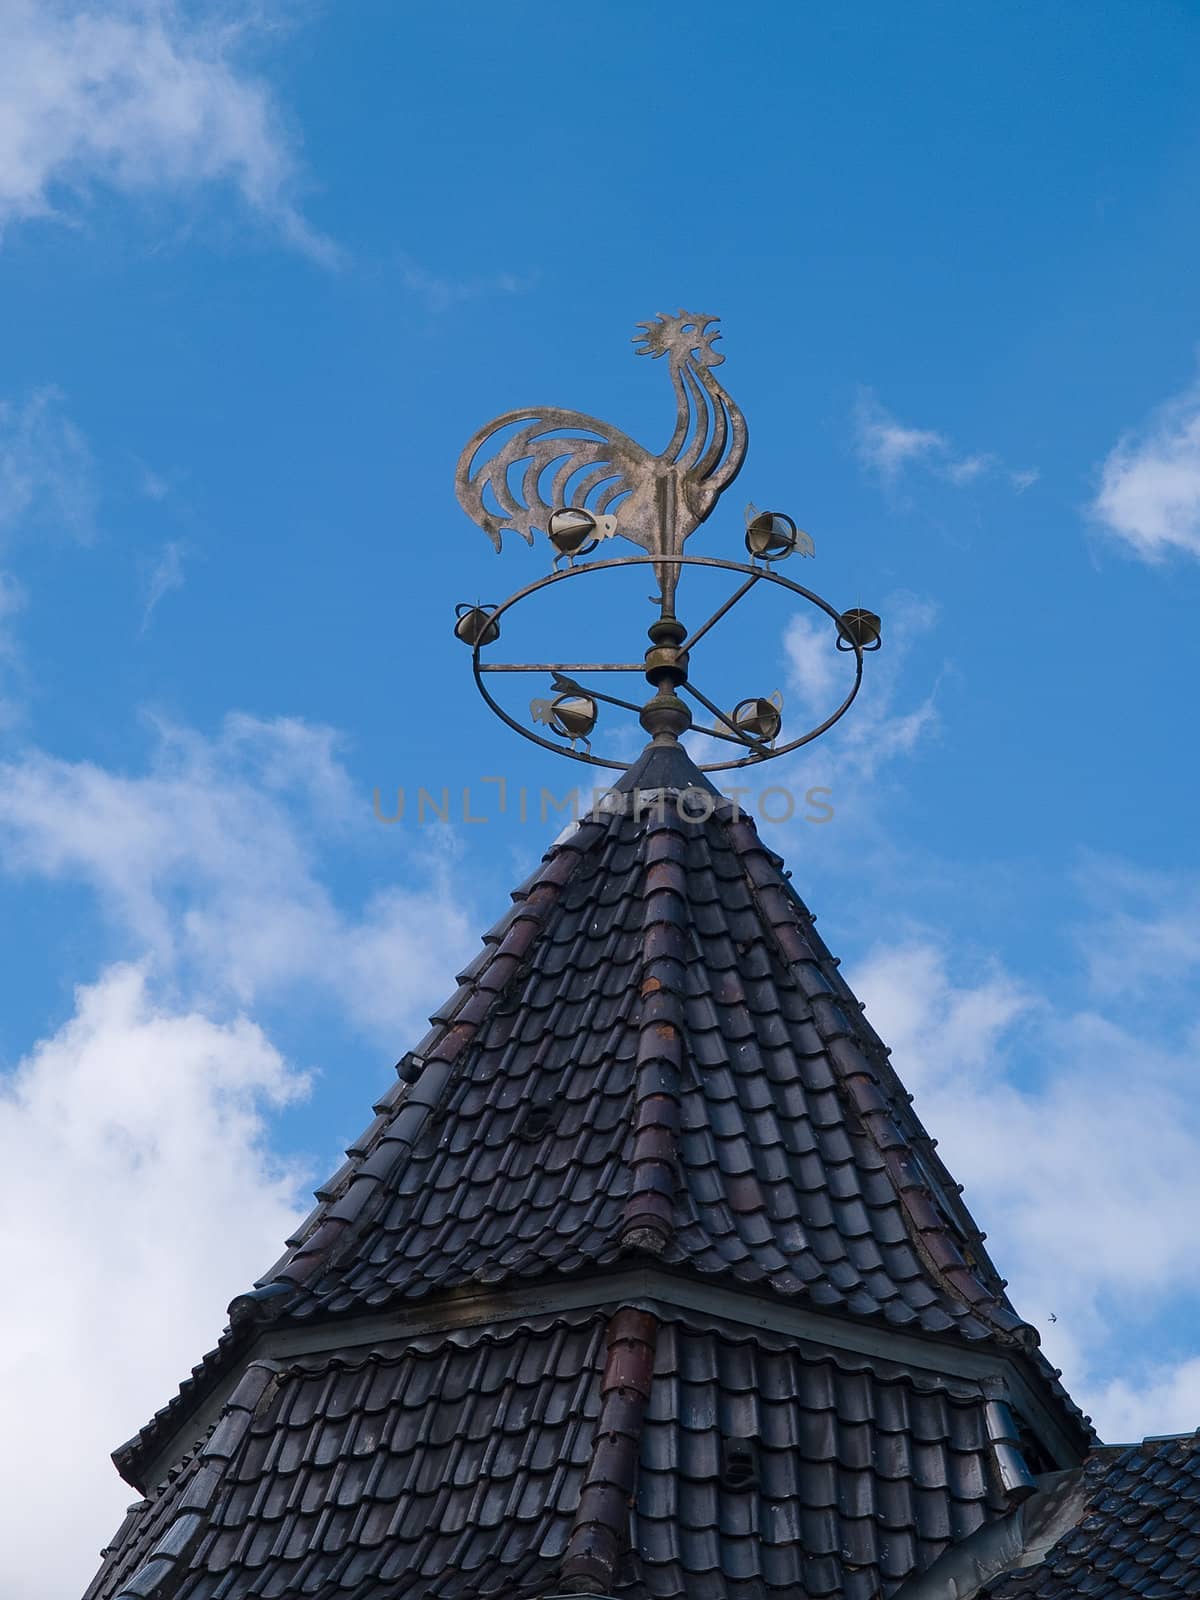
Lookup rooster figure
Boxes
[455,311,748,616]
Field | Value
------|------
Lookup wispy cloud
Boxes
[0,571,24,651]
[396,251,534,316]
[1092,378,1200,562]
[0,386,95,545]
[782,590,941,787]
[941,452,993,484]
[137,461,171,501]
[0,388,96,727]
[0,712,478,1040]
[0,1,335,263]
[854,398,947,482]
[854,391,1037,493]
[0,571,27,730]
[684,591,941,787]
[140,537,187,631]
[1075,857,1200,1001]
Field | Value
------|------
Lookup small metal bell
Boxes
[453,603,500,647]
[731,693,783,743]
[836,609,882,651]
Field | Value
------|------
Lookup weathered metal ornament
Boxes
[453,603,500,647]
[546,507,619,567]
[530,691,599,748]
[837,609,882,651]
[547,507,600,555]
[551,693,598,740]
[456,310,749,616]
[731,692,783,743]
[455,314,881,772]
[745,502,815,561]
[745,507,798,561]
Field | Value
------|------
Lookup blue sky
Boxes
[2,2,1200,1593]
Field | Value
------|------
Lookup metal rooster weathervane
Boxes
[453,311,882,772]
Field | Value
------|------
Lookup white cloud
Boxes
[0,0,333,262]
[1076,858,1200,999]
[1088,1357,1200,1445]
[0,710,484,1594]
[783,608,844,714]
[0,962,308,1600]
[854,390,1035,493]
[853,933,1200,1441]
[682,595,937,785]
[0,713,478,1041]
[1092,380,1200,562]
[854,393,947,482]
[0,386,95,545]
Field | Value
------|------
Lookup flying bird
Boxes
[455,311,749,614]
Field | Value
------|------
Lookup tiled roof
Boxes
[84,737,1147,1600]
[255,744,1029,1338]
[113,740,1084,1499]
[983,1432,1200,1600]
[85,1308,1019,1600]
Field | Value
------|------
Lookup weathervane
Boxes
[453,311,881,772]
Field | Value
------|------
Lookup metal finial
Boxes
[453,314,881,772]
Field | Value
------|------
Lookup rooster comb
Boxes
[632,310,723,364]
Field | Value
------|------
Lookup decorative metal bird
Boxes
[530,690,596,752]
[455,311,748,616]
[745,502,815,560]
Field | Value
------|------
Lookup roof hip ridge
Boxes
[250,835,592,1302]
[619,805,690,1257]
[721,808,1030,1348]
[558,1305,659,1594]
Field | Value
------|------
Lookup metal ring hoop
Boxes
[470,555,865,773]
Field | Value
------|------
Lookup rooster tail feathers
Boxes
[455,405,641,551]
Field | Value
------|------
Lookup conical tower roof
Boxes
[84,741,1099,1600]
[81,302,1200,1600]
[230,740,1039,1347]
